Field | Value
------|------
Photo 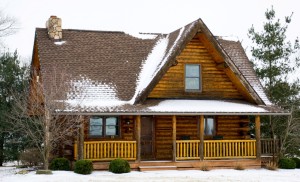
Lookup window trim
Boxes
[184,64,202,92]
[88,116,120,138]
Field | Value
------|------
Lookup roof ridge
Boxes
[36,27,126,34]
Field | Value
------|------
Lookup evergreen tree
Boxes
[248,6,300,157]
[0,51,28,165]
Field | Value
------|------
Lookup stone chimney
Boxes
[46,16,62,40]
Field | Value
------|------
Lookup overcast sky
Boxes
[1,0,300,66]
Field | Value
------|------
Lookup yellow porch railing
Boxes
[176,140,200,160]
[204,140,256,159]
[176,140,256,160]
[74,141,136,161]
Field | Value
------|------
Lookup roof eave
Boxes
[54,111,290,116]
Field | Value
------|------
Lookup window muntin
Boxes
[89,116,119,137]
[204,116,215,136]
[185,64,201,91]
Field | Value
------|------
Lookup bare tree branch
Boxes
[7,66,83,169]
[0,10,18,38]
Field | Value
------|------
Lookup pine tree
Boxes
[248,6,300,157]
[0,51,28,165]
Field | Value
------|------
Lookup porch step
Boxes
[139,166,177,171]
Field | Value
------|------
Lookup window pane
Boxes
[185,78,200,90]
[204,117,214,135]
[89,117,103,136]
[106,117,117,125]
[106,117,118,136]
[106,126,117,136]
[186,65,199,77]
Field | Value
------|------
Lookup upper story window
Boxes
[89,116,119,137]
[185,64,201,91]
[204,116,215,136]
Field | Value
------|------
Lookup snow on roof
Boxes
[125,32,158,39]
[148,100,268,113]
[66,76,126,109]
[54,40,66,45]
[131,25,192,103]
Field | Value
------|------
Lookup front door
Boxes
[141,116,154,160]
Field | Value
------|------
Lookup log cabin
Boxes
[30,16,287,170]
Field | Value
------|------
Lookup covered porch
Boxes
[74,115,263,169]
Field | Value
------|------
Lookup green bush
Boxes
[109,158,131,174]
[292,158,300,168]
[50,158,70,171]
[278,158,296,169]
[74,160,93,175]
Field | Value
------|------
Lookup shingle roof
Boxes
[217,39,272,105]
[33,18,281,114]
[36,28,158,101]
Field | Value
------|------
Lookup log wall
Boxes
[153,116,172,160]
[148,37,244,100]
[217,116,250,139]
[176,116,198,140]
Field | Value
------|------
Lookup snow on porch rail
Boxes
[176,140,256,160]
[74,141,136,161]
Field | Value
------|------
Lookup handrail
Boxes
[176,140,200,160]
[204,140,256,159]
[74,141,136,161]
[176,139,257,160]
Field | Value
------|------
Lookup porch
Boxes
[73,115,263,169]
[74,139,257,161]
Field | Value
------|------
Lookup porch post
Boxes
[199,115,204,160]
[172,115,177,162]
[255,115,261,159]
[136,115,141,162]
[77,115,84,160]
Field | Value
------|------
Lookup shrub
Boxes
[19,148,43,167]
[278,158,296,169]
[109,158,131,174]
[50,158,70,171]
[291,158,300,168]
[74,160,93,175]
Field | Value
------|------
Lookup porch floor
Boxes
[93,159,261,170]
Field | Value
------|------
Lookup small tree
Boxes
[248,6,300,158]
[9,66,84,170]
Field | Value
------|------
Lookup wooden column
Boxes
[172,115,177,162]
[77,116,84,160]
[255,115,261,159]
[199,115,204,160]
[136,115,141,162]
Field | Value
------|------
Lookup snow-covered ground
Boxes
[1,167,300,182]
